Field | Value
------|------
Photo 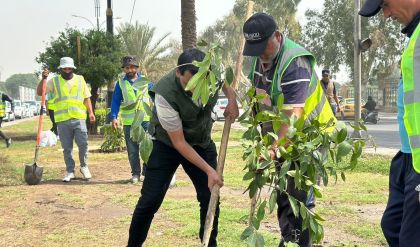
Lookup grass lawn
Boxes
[0,119,390,246]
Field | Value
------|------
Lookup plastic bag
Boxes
[40,130,57,147]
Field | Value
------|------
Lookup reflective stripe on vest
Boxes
[402,22,420,173]
[52,75,87,122]
[0,100,5,118]
[120,78,150,125]
[250,37,336,129]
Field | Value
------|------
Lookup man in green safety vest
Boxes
[0,91,13,147]
[37,57,96,182]
[243,13,336,246]
[111,56,151,184]
[360,1,420,246]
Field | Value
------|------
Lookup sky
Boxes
[0,0,324,81]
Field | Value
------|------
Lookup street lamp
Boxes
[72,15,96,29]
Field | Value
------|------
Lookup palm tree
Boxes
[117,22,172,80]
[181,0,197,50]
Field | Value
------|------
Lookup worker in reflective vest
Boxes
[111,56,151,184]
[0,92,13,147]
[37,57,95,183]
[243,13,336,246]
[360,1,420,246]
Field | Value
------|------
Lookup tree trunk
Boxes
[181,0,197,50]
[88,86,99,134]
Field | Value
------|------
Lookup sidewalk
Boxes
[364,146,398,156]
[379,112,397,120]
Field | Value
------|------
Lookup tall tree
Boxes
[36,27,125,110]
[302,0,404,87]
[181,0,197,50]
[4,73,38,98]
[117,22,172,81]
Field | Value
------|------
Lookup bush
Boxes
[95,108,109,127]
[100,125,125,152]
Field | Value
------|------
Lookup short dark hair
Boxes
[177,48,205,75]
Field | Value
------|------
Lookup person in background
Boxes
[0,92,13,147]
[320,69,341,115]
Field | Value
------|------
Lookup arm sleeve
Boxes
[111,81,123,120]
[155,94,182,132]
[80,76,91,98]
[279,57,311,108]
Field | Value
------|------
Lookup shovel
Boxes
[202,116,232,247]
[24,77,47,185]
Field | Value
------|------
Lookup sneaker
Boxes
[63,172,75,182]
[80,166,92,179]
[6,138,11,148]
[131,175,140,184]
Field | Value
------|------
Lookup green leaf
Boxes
[269,190,277,213]
[336,141,352,162]
[197,39,208,47]
[200,78,210,105]
[142,101,153,117]
[337,128,347,143]
[209,71,217,94]
[255,232,265,247]
[132,77,150,91]
[248,232,256,247]
[240,226,254,240]
[238,107,251,122]
[139,136,153,163]
[257,201,267,222]
[288,196,299,217]
[185,69,205,91]
[225,66,234,85]
[277,94,284,109]
[243,171,255,181]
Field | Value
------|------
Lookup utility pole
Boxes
[352,0,372,139]
[106,0,113,35]
[352,0,362,138]
[94,0,100,31]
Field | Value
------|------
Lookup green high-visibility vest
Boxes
[0,93,5,118]
[119,77,151,126]
[47,92,56,111]
[249,37,336,128]
[52,75,87,123]
[402,22,420,173]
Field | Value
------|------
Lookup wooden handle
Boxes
[201,117,232,247]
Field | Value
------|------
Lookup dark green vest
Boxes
[149,70,219,148]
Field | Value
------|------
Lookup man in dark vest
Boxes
[320,69,341,115]
[127,48,239,247]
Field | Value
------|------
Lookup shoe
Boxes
[80,166,92,179]
[6,138,11,148]
[131,175,140,184]
[63,172,75,182]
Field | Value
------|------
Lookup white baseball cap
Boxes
[58,57,77,69]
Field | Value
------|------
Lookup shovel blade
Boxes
[24,163,43,185]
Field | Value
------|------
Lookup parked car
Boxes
[211,98,244,121]
[25,101,39,116]
[2,101,15,122]
[22,103,34,118]
[336,98,366,120]
[13,100,24,119]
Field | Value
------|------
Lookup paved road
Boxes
[346,113,400,149]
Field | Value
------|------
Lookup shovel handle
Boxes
[202,116,232,247]
[34,78,47,161]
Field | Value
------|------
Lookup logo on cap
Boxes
[244,32,262,41]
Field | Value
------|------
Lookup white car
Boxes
[211,98,244,121]
[13,100,24,119]
[25,101,39,116]
[2,101,15,122]
[22,103,34,118]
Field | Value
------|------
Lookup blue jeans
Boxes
[381,151,420,247]
[57,119,88,173]
[123,122,149,176]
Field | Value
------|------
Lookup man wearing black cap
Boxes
[111,56,151,184]
[320,69,341,115]
[243,12,336,246]
[359,1,420,246]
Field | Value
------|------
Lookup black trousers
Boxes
[277,164,314,247]
[0,118,9,141]
[48,109,58,135]
[381,151,420,247]
[127,140,219,247]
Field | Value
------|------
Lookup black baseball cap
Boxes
[121,56,139,68]
[359,0,383,17]
[322,69,330,75]
[243,13,278,56]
